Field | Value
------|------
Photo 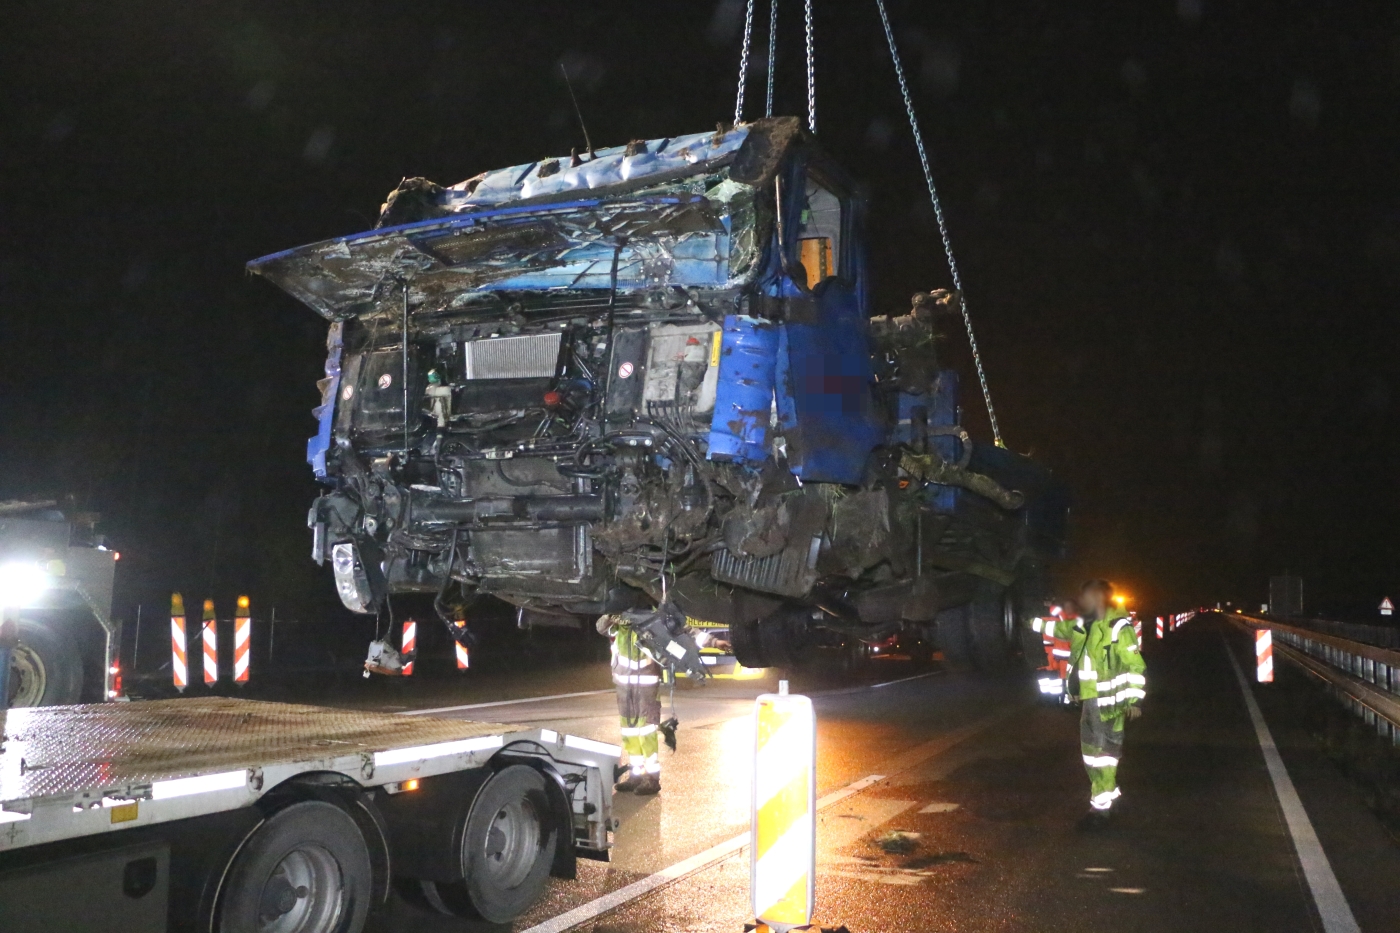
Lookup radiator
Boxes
[463,332,562,380]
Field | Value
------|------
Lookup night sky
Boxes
[3,1,1396,624]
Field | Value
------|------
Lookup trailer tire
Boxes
[218,800,371,933]
[422,764,556,924]
[7,616,84,708]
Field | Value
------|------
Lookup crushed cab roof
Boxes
[246,119,806,320]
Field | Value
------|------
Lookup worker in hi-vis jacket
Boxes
[596,612,725,795]
[1071,580,1147,827]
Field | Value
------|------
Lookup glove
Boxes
[1126,705,1143,721]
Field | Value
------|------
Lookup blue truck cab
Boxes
[248,117,1066,670]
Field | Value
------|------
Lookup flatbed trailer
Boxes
[0,697,618,932]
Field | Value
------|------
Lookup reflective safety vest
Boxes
[602,617,661,688]
[1031,615,1082,679]
[1074,613,1146,719]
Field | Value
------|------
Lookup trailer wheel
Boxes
[7,616,83,707]
[419,764,557,924]
[219,800,371,933]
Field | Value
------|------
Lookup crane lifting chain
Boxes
[874,0,1004,447]
[735,0,1005,447]
[734,0,816,133]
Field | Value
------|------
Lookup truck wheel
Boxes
[424,764,556,924]
[842,638,871,674]
[730,616,769,669]
[219,800,372,933]
[968,585,1015,672]
[7,616,83,708]
[934,605,975,672]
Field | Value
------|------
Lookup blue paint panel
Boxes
[707,315,778,464]
[777,283,883,484]
[307,321,343,481]
[928,370,961,512]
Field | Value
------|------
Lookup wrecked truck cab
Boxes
[249,116,1066,671]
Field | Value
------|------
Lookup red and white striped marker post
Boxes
[451,617,470,670]
[401,620,416,676]
[202,599,218,685]
[170,593,188,691]
[1256,628,1273,683]
[1133,616,1143,640]
[233,595,251,684]
[1156,617,1164,640]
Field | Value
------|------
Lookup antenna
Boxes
[560,62,594,157]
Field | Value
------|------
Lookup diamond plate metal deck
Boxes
[0,698,507,803]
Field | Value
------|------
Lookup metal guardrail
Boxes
[1231,612,1400,744]
[1276,616,1400,652]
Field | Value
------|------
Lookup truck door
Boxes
[776,170,883,484]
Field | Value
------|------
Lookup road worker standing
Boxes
[596,612,725,795]
[1071,580,1146,827]
[1030,599,1084,703]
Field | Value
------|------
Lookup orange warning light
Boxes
[403,779,420,792]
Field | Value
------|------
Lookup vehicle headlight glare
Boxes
[0,562,49,609]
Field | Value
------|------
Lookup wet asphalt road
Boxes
[348,618,1400,933]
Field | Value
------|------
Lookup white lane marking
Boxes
[813,670,945,697]
[1225,639,1361,933]
[519,774,883,933]
[399,669,942,717]
[396,688,614,716]
[919,802,960,813]
[1110,887,1146,895]
[521,705,1016,933]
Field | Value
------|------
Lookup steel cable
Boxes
[874,0,1004,447]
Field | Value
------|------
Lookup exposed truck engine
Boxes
[248,117,1067,671]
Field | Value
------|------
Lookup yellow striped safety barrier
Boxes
[750,681,816,931]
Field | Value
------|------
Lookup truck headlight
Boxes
[0,562,49,609]
[331,543,374,614]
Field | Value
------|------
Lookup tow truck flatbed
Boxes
[0,697,618,932]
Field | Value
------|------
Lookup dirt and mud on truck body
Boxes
[248,116,1068,671]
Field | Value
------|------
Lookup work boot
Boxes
[1077,808,1111,832]
[632,773,661,796]
[615,771,646,793]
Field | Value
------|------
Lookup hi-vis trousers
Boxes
[1080,703,1125,810]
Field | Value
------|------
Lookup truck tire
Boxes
[218,800,372,933]
[730,616,768,669]
[968,585,1016,672]
[7,616,84,708]
[732,608,808,670]
[423,764,556,924]
[934,605,975,672]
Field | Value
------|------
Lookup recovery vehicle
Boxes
[0,498,122,707]
[0,697,618,932]
[247,117,1067,674]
